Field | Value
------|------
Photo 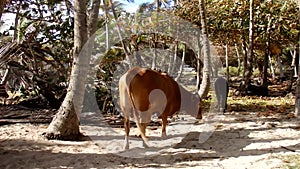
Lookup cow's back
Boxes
[125,67,181,117]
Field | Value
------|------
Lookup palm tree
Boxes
[197,0,211,99]
[45,0,100,140]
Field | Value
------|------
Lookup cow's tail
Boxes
[127,87,149,148]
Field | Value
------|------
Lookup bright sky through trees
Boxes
[0,0,152,33]
[122,0,152,13]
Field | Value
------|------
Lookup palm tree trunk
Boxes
[171,42,178,75]
[235,43,241,76]
[151,38,158,69]
[13,1,21,41]
[242,36,247,79]
[225,43,229,80]
[103,0,110,51]
[268,54,276,79]
[197,0,211,99]
[196,31,201,90]
[175,43,186,81]
[263,15,271,86]
[277,55,284,78]
[45,0,100,140]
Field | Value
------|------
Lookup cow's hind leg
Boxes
[161,115,167,138]
[123,117,130,150]
[140,123,149,148]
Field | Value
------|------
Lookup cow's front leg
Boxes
[123,117,130,150]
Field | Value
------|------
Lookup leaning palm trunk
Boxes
[45,0,100,140]
[197,0,211,99]
[109,0,133,67]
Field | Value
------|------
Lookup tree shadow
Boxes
[1,134,299,169]
[1,112,299,168]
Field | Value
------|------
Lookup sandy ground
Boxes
[0,110,300,169]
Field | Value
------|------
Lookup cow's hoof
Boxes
[143,142,149,148]
[123,145,129,150]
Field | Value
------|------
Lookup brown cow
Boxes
[119,66,202,150]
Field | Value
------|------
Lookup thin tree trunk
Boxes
[244,0,254,89]
[171,42,178,75]
[160,51,167,71]
[152,0,160,69]
[152,34,158,69]
[277,55,284,78]
[295,43,300,118]
[196,49,201,90]
[156,0,161,10]
[168,45,174,74]
[242,36,247,79]
[225,43,229,80]
[268,54,275,79]
[13,1,21,40]
[130,35,143,66]
[175,43,186,81]
[103,0,110,51]
[235,43,241,76]
[263,15,271,86]
[109,0,133,67]
[262,44,269,86]
[0,67,10,84]
[46,0,100,140]
[291,48,298,77]
[295,4,300,117]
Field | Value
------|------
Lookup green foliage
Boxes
[227,66,243,76]
[174,0,299,48]
[1,0,74,107]
[95,48,125,113]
